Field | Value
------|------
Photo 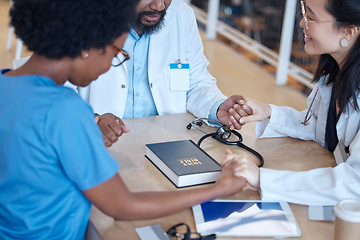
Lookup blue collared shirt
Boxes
[122,28,221,121]
[123,28,158,119]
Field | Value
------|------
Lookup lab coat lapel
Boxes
[314,79,332,145]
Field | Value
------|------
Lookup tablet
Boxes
[192,200,301,238]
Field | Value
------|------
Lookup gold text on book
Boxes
[179,158,202,167]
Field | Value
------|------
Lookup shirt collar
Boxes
[129,28,140,40]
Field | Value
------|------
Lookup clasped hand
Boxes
[217,95,254,130]
[228,98,272,125]
[223,97,272,189]
[95,113,129,147]
[222,149,260,189]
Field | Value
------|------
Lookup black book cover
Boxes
[145,140,221,187]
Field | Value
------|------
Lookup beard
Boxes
[133,10,166,35]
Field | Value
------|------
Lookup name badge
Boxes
[334,140,349,165]
[170,62,189,91]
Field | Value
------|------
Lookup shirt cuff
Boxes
[208,100,224,122]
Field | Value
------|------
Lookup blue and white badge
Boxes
[170,61,189,91]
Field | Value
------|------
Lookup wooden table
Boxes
[90,113,336,239]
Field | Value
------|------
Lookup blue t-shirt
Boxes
[0,70,119,239]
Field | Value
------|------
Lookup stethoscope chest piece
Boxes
[187,118,264,167]
[216,126,231,140]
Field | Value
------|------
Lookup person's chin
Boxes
[141,19,159,26]
[304,45,318,56]
[82,77,98,86]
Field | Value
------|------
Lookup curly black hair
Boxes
[10,0,138,59]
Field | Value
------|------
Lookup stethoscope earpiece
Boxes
[187,118,264,167]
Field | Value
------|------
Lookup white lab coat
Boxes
[255,76,360,205]
[77,0,226,118]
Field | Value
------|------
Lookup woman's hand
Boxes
[215,158,248,196]
[96,113,129,147]
[222,149,260,189]
[238,98,272,125]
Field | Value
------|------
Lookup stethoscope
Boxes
[301,88,319,125]
[187,118,264,167]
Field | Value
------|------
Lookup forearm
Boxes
[259,163,360,206]
[85,164,246,221]
[256,105,316,140]
[187,84,225,118]
[114,184,226,220]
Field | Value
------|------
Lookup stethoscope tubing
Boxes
[196,130,264,168]
[189,118,264,168]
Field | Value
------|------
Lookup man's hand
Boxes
[217,95,253,130]
[96,113,129,147]
[237,98,272,125]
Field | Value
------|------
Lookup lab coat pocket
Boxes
[153,67,187,114]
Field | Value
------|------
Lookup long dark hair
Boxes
[313,0,360,113]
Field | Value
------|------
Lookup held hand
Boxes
[96,113,130,147]
[217,95,253,130]
[228,101,253,129]
[238,98,271,125]
[215,152,248,196]
[223,150,260,189]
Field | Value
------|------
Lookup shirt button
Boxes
[136,93,139,97]
[121,84,126,88]
[150,83,153,88]
[136,67,140,71]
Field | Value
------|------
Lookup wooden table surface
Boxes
[90,113,336,240]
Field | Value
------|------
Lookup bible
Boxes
[145,140,221,188]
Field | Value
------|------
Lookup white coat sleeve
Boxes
[184,8,226,118]
[259,129,360,206]
[256,104,317,141]
[255,86,325,142]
